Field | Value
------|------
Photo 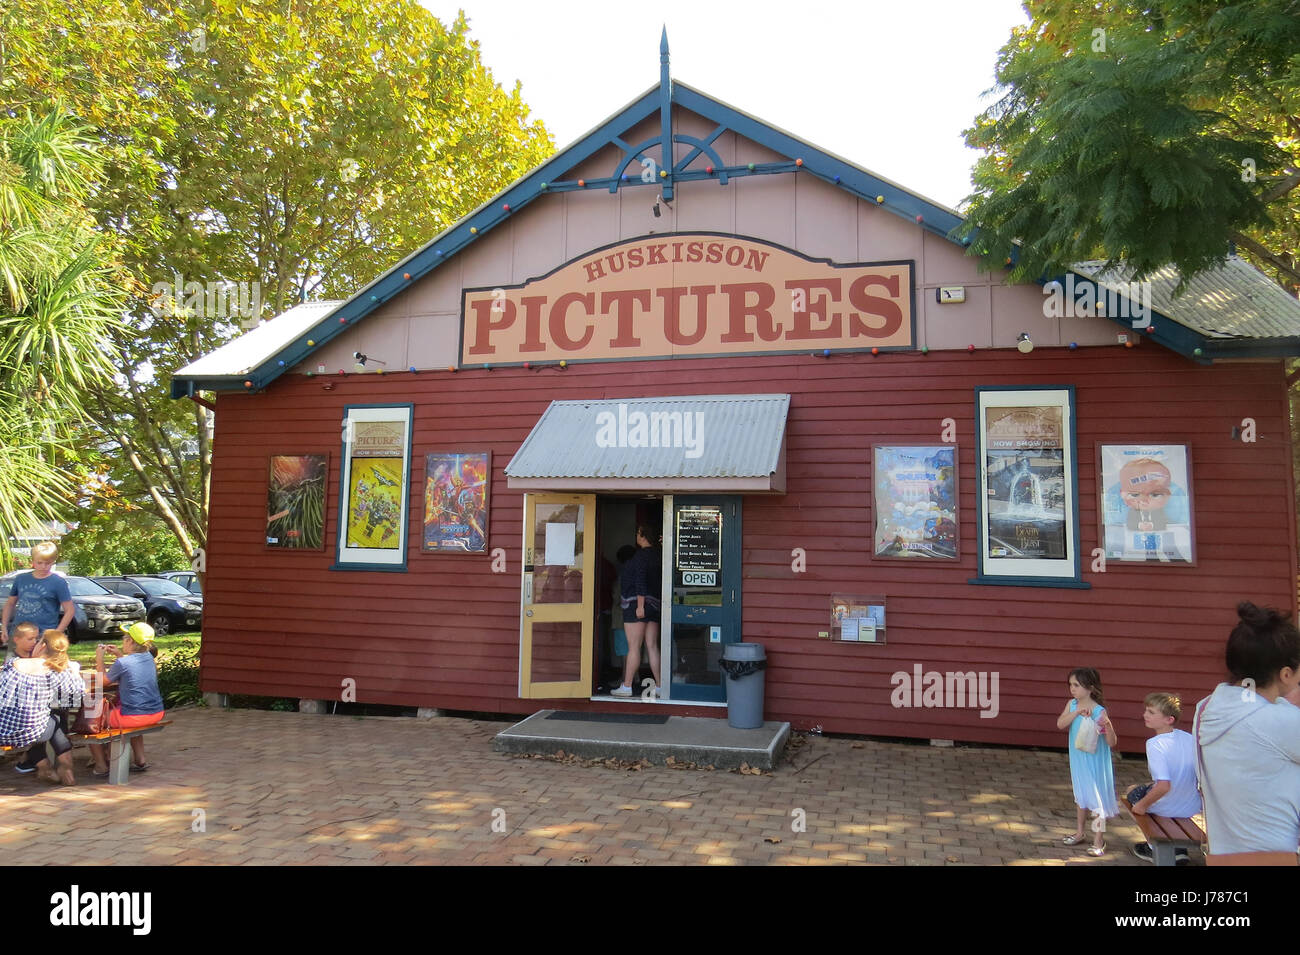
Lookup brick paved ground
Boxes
[0,707,1198,866]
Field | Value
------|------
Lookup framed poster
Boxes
[976,387,1081,582]
[423,451,491,553]
[1097,444,1195,565]
[872,445,958,559]
[334,404,413,570]
[267,453,328,550]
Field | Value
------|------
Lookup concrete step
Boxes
[493,710,790,770]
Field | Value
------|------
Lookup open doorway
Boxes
[594,496,662,698]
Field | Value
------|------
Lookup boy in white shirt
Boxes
[1126,692,1202,863]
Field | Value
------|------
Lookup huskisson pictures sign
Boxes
[460,233,915,366]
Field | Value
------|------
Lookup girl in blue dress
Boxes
[1056,667,1119,856]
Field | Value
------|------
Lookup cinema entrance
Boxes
[508,393,787,707]
[516,492,743,704]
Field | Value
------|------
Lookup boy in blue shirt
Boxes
[1,542,74,649]
[1126,692,1202,863]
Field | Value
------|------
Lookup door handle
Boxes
[525,609,534,617]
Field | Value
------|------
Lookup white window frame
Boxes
[975,387,1080,582]
[334,404,413,571]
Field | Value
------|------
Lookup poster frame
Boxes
[421,451,493,555]
[332,403,413,571]
[266,452,329,551]
[1095,442,1197,567]
[871,444,959,561]
[973,386,1085,586]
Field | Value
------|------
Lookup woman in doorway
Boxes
[612,525,662,697]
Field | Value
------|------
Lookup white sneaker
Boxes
[609,685,632,697]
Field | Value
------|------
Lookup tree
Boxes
[0,108,127,568]
[959,0,1300,293]
[60,480,188,577]
[1,0,554,564]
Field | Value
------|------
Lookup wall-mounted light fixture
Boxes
[1016,332,1034,354]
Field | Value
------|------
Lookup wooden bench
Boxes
[1126,805,1204,865]
[4,722,170,785]
[78,722,172,785]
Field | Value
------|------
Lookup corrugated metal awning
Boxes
[506,394,790,492]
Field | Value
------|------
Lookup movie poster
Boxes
[1098,444,1194,564]
[267,453,328,549]
[873,446,957,559]
[983,406,1067,561]
[346,421,406,550]
[423,452,490,553]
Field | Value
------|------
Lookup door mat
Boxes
[545,712,669,725]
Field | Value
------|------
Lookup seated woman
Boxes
[88,622,165,777]
[1194,602,1300,863]
[0,631,84,785]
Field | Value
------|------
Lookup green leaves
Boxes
[0,109,127,566]
[1,0,554,565]
[960,0,1300,292]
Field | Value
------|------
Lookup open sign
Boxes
[681,571,717,586]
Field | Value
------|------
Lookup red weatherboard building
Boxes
[175,42,1300,750]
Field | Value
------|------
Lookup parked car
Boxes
[92,575,203,636]
[0,573,145,643]
[156,570,202,595]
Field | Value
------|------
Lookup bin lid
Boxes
[722,642,765,661]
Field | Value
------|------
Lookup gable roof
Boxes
[172,47,1300,396]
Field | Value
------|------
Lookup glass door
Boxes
[519,493,597,698]
[668,496,742,703]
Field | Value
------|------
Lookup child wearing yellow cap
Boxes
[88,622,165,777]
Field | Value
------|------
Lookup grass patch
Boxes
[67,631,200,666]
[68,631,203,708]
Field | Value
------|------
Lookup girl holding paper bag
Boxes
[1056,667,1119,856]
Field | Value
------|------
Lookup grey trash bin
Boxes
[720,643,766,729]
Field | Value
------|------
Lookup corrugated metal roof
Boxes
[174,300,345,378]
[506,394,790,480]
[1071,256,1299,341]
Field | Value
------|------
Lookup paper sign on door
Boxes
[544,523,576,565]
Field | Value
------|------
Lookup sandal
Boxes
[129,763,148,773]
[1087,845,1106,857]
[90,768,109,778]
[1062,834,1084,846]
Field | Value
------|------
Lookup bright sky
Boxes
[419,0,1030,210]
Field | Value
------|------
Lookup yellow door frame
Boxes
[518,492,597,698]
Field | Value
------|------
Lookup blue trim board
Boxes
[968,577,1093,589]
[671,84,966,241]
